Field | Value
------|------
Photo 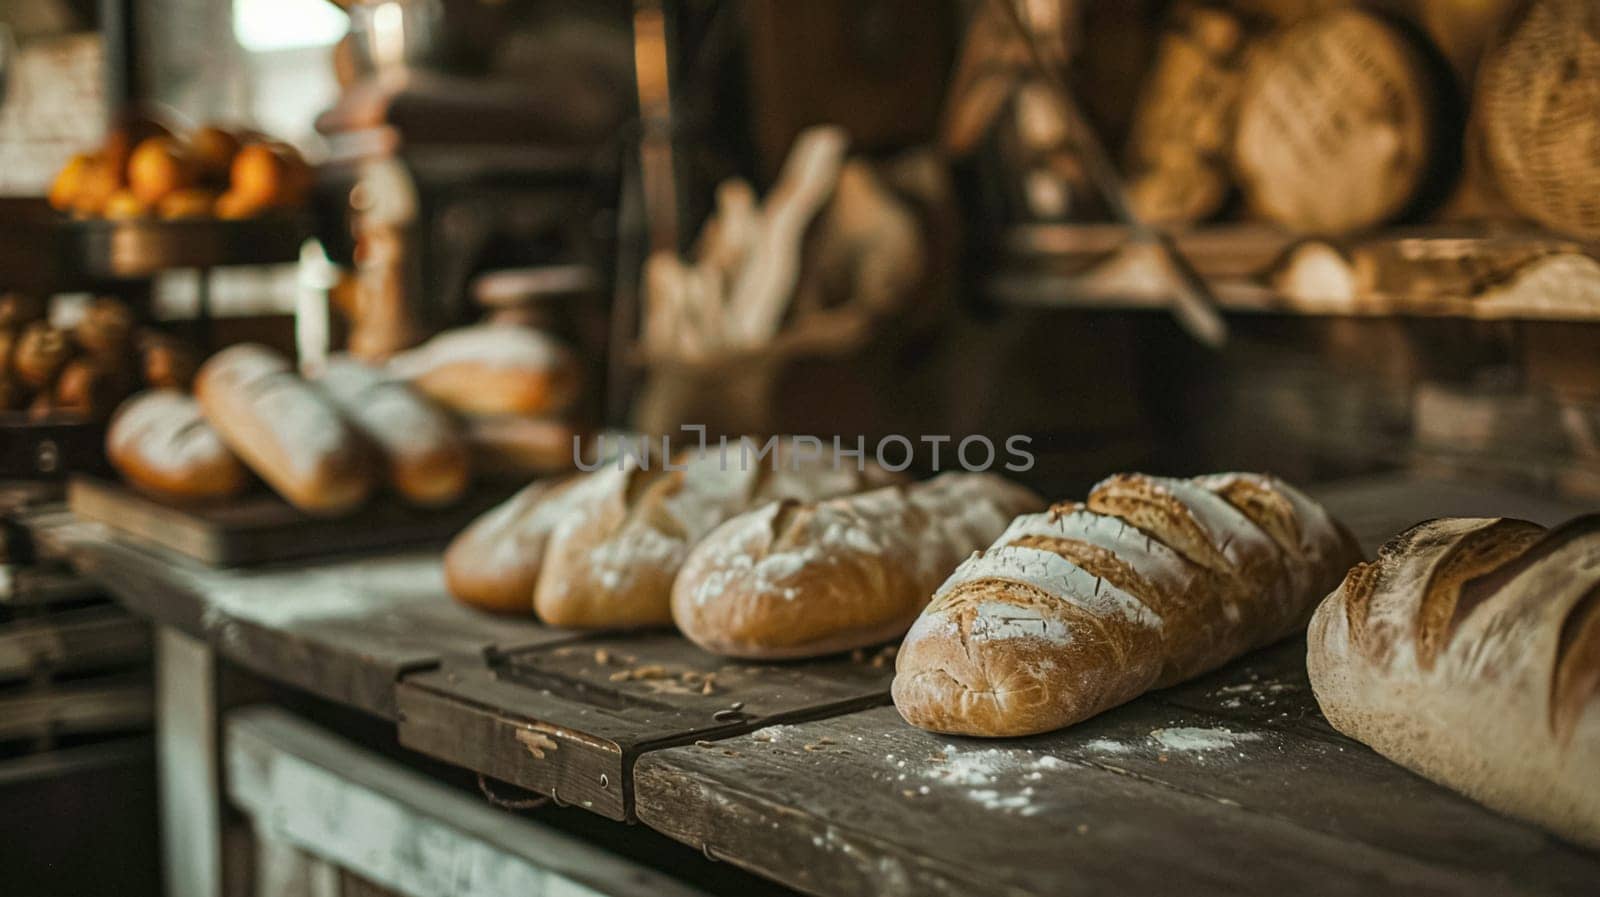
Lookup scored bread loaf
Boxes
[893,472,1360,737]
[534,442,900,628]
[387,324,579,417]
[106,390,249,501]
[443,476,584,614]
[1307,516,1600,848]
[195,344,375,516]
[317,357,471,507]
[673,473,1045,659]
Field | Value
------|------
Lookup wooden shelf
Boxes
[989,223,1600,323]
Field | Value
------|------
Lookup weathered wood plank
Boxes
[27,512,581,719]
[635,700,1598,897]
[0,604,150,682]
[397,635,897,821]
[0,675,152,742]
[68,476,512,567]
[225,705,711,897]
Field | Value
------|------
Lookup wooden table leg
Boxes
[156,626,224,897]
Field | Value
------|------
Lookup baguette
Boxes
[673,473,1044,659]
[194,344,374,515]
[534,442,900,628]
[1307,516,1600,848]
[106,390,249,501]
[443,476,584,614]
[388,324,579,417]
[893,472,1360,737]
[317,357,471,507]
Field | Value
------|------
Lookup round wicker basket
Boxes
[1232,9,1435,233]
[1478,0,1600,238]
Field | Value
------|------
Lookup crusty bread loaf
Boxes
[672,473,1044,659]
[444,476,584,614]
[106,390,249,501]
[317,357,471,507]
[195,344,374,516]
[1307,515,1600,848]
[534,442,901,628]
[893,472,1360,737]
[388,324,579,417]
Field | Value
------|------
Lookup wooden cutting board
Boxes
[67,475,513,567]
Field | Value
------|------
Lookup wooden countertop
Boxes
[21,474,1600,895]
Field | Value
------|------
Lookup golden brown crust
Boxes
[673,475,1042,658]
[1414,519,1545,669]
[1553,584,1600,746]
[895,472,1360,737]
[1308,515,1600,848]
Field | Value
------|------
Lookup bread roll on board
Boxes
[443,476,584,614]
[535,443,901,629]
[1307,516,1600,848]
[673,473,1045,659]
[195,344,375,516]
[317,358,471,507]
[388,324,579,417]
[106,390,249,501]
[893,472,1360,737]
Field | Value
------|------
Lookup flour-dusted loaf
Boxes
[1307,516,1600,848]
[106,390,249,501]
[534,442,901,628]
[195,344,375,516]
[387,323,579,417]
[893,472,1361,737]
[443,476,585,614]
[317,357,471,507]
[673,474,1045,659]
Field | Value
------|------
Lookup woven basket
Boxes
[1232,9,1435,233]
[1479,0,1600,238]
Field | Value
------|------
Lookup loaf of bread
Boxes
[317,357,471,507]
[107,390,249,501]
[673,473,1044,659]
[1307,516,1600,848]
[893,472,1360,737]
[443,476,584,614]
[534,443,900,628]
[195,344,374,516]
[388,324,579,417]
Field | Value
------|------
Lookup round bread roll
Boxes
[107,390,249,501]
[1232,9,1436,233]
[1478,0,1600,237]
[13,323,73,389]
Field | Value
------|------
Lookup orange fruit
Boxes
[128,137,195,205]
[49,153,95,211]
[158,188,218,220]
[214,189,266,220]
[70,158,120,217]
[189,125,242,184]
[103,189,151,219]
